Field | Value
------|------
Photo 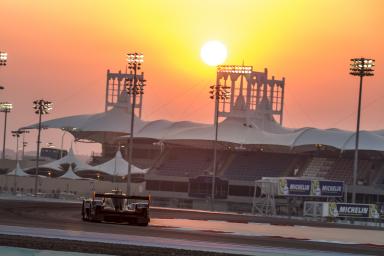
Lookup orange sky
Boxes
[0,0,383,155]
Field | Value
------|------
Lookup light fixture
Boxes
[350,58,375,76]
[0,52,7,66]
[0,102,13,112]
[217,65,253,74]
[33,99,53,195]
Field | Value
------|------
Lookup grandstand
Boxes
[153,148,213,177]
[21,65,384,213]
[223,151,295,181]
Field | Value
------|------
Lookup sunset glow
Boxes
[0,0,383,154]
[200,41,227,66]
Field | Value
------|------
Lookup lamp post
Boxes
[125,53,145,196]
[0,102,12,159]
[349,58,375,203]
[20,130,30,160]
[210,66,246,210]
[12,130,22,161]
[33,99,53,195]
[12,130,22,194]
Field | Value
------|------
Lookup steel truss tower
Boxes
[216,66,285,125]
[105,70,145,117]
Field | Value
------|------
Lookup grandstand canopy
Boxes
[21,76,384,152]
[22,91,146,143]
[22,111,384,152]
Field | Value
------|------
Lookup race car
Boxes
[82,190,150,226]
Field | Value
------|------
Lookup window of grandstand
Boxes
[188,176,228,199]
[40,147,68,160]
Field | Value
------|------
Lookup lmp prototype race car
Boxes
[82,190,150,226]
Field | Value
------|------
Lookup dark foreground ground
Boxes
[0,199,383,255]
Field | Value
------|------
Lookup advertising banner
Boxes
[278,179,311,196]
[278,178,344,197]
[328,203,380,219]
[312,180,344,197]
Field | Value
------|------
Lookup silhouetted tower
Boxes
[105,70,145,118]
[216,65,285,128]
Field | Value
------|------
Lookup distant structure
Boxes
[40,147,68,160]
[105,70,145,118]
[216,66,285,125]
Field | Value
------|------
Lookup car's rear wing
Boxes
[94,193,150,201]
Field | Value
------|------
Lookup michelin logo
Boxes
[289,184,310,191]
[339,206,368,215]
[321,185,342,192]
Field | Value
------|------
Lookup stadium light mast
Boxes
[21,130,29,160]
[126,53,145,196]
[12,130,22,161]
[210,65,251,210]
[12,130,22,194]
[0,102,12,159]
[33,99,53,195]
[349,58,375,203]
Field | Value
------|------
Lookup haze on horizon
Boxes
[0,0,383,155]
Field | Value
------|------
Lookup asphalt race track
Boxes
[0,199,383,255]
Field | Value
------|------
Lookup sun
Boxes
[200,40,228,66]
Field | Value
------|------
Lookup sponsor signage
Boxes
[279,179,311,196]
[312,180,344,197]
[327,203,380,219]
[278,178,343,197]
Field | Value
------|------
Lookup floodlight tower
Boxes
[349,58,375,203]
[21,130,29,160]
[126,53,145,196]
[33,99,53,195]
[0,102,12,159]
[11,130,22,161]
[12,130,22,194]
[209,65,252,209]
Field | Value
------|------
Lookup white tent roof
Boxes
[24,147,96,173]
[93,151,147,176]
[7,162,29,176]
[59,166,83,179]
